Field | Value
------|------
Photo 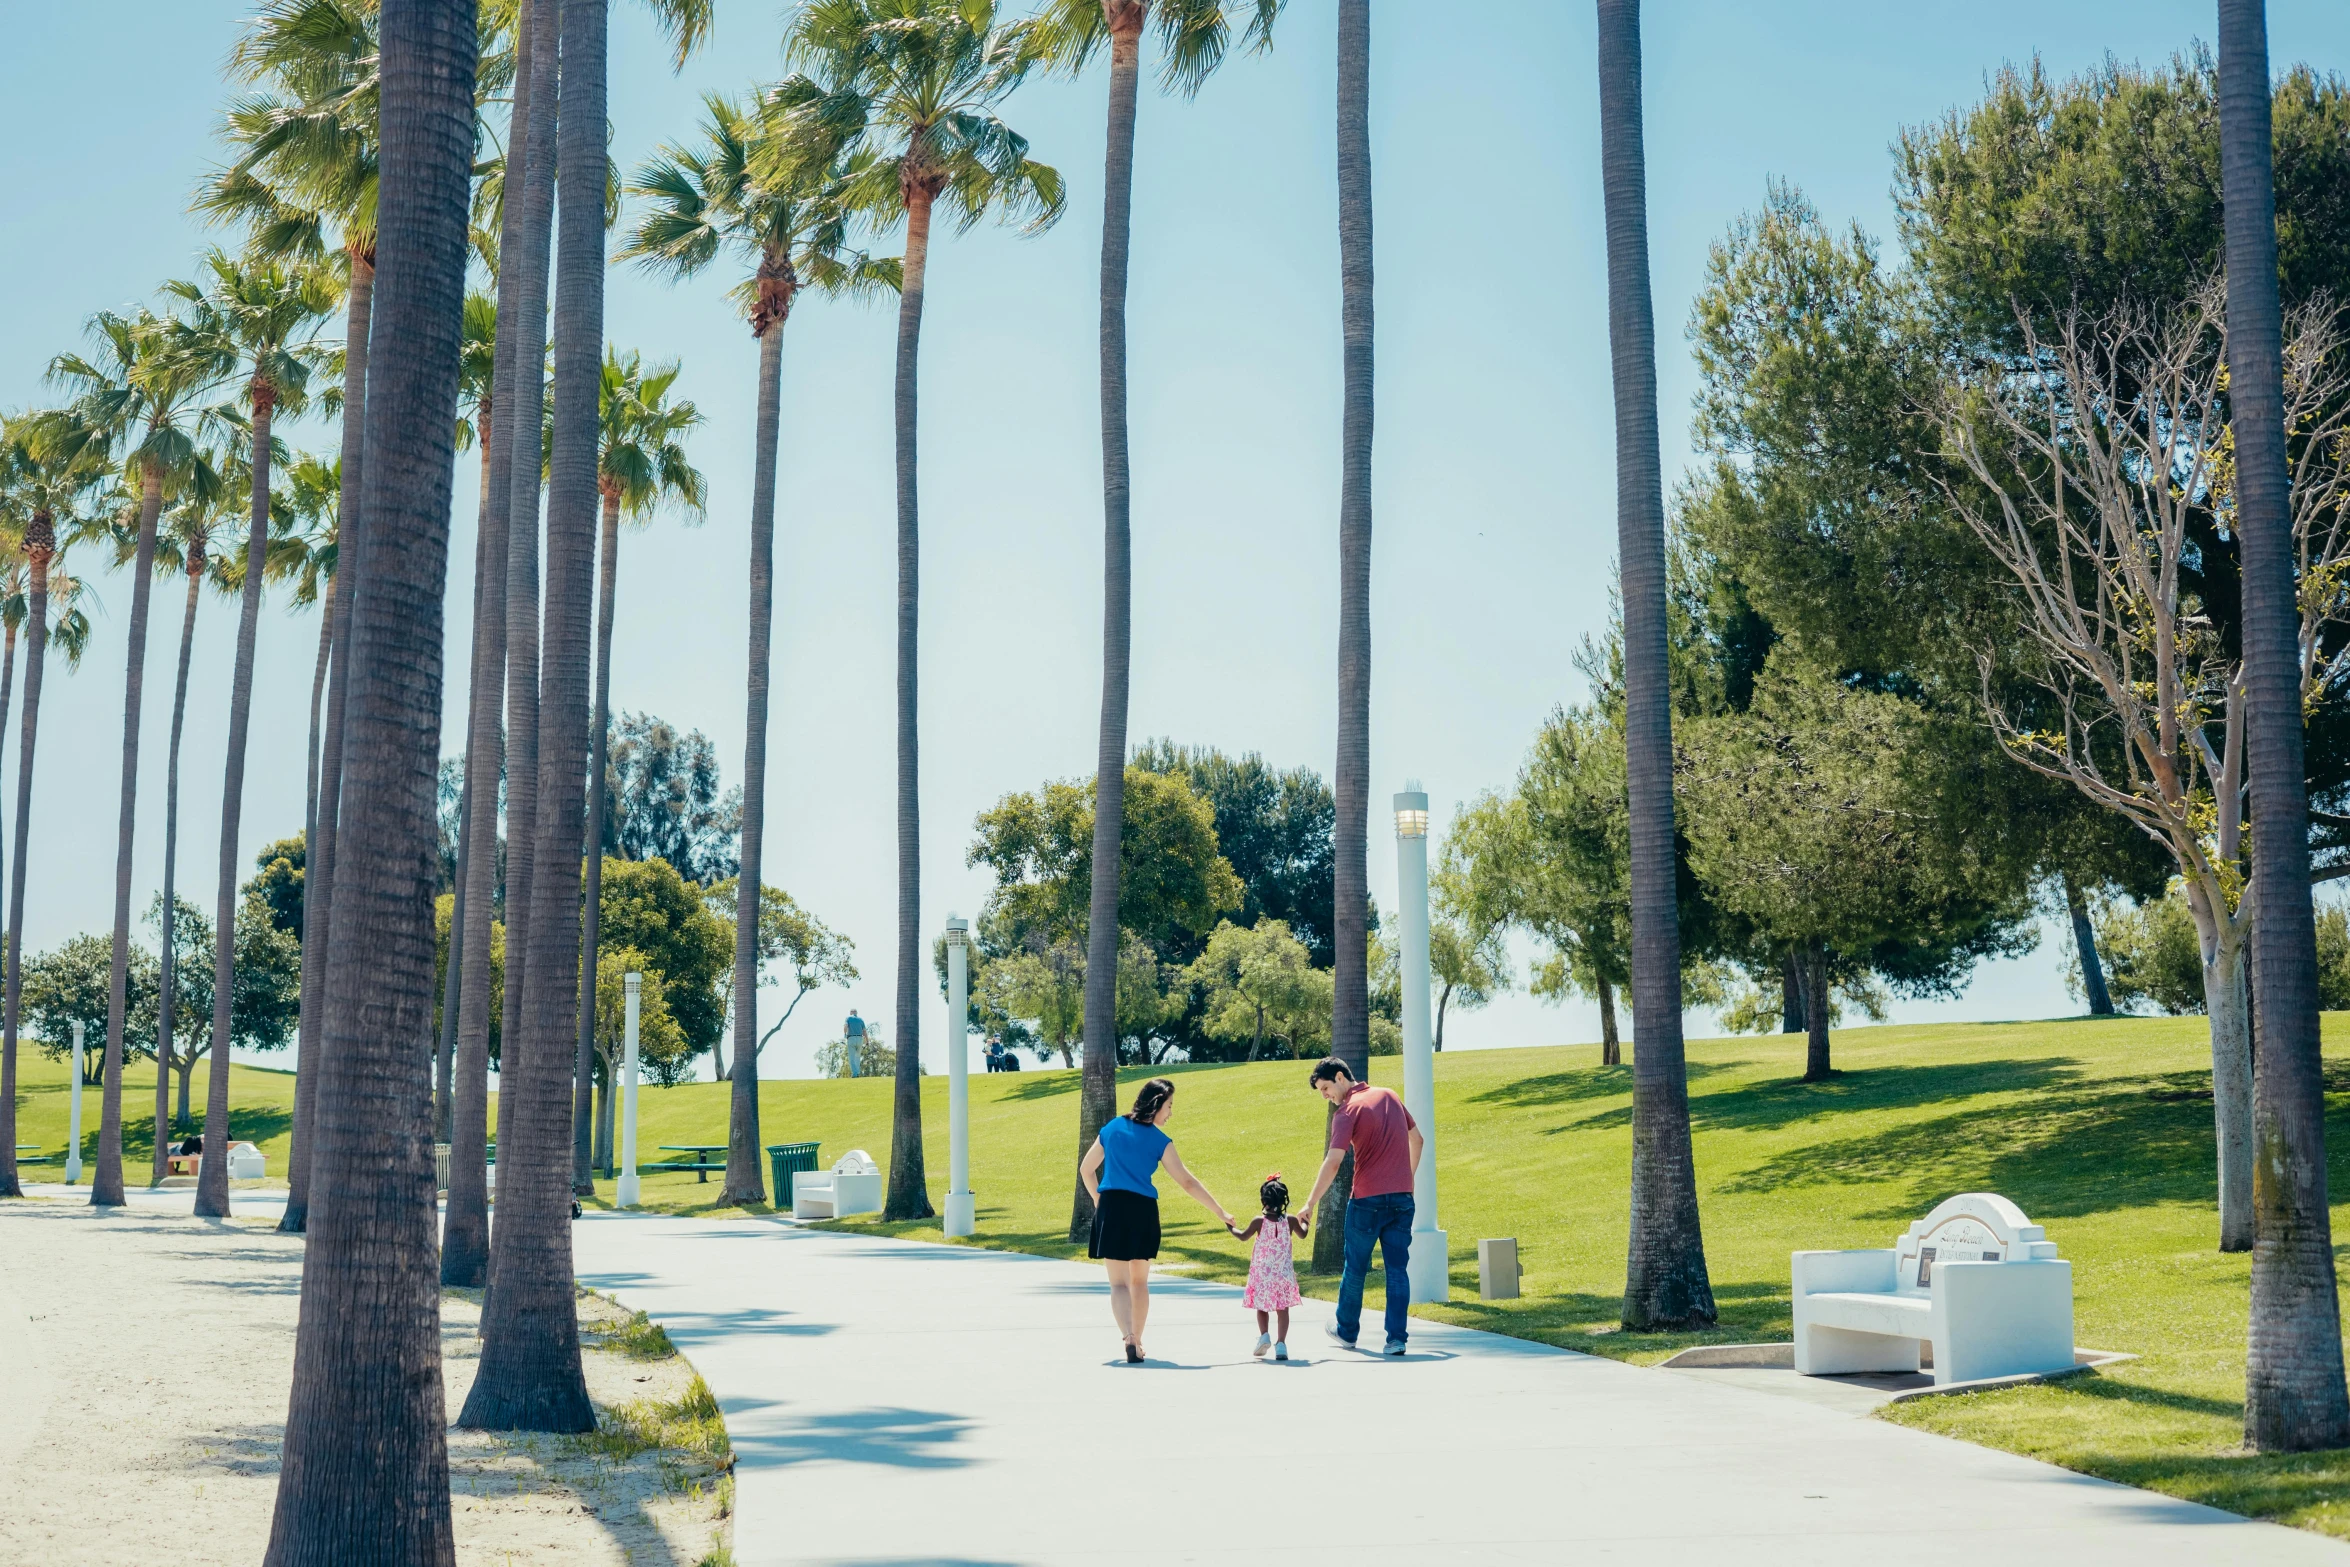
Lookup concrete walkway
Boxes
[570,1213,2349,1566]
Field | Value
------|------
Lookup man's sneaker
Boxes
[1325,1324,1357,1349]
[1383,1338,1407,1357]
[1253,1333,1271,1358]
[1273,1342,1289,1361]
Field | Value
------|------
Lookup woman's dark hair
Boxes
[1127,1077,1176,1124]
[1259,1174,1290,1218]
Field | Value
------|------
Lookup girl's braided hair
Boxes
[1259,1173,1290,1219]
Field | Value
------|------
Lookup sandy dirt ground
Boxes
[0,1198,729,1566]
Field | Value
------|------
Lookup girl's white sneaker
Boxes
[1253,1333,1272,1358]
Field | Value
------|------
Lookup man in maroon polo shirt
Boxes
[1300,1057,1422,1354]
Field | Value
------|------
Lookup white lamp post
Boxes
[66,1021,84,1185]
[944,915,975,1237]
[1396,782,1449,1303]
[616,971,642,1208]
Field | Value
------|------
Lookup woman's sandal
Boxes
[1125,1342,1144,1364]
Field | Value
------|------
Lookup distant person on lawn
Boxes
[1079,1077,1236,1364]
[1300,1057,1422,1356]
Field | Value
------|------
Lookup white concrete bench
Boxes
[1793,1192,2074,1386]
[792,1149,883,1220]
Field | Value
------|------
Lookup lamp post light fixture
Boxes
[67,1020,84,1185]
[617,971,643,1208]
[944,915,975,1237]
[1395,781,1450,1303]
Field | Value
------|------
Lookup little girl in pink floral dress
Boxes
[1229,1174,1306,1360]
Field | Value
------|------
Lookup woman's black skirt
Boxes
[1089,1188,1162,1261]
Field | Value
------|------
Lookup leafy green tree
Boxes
[1426,894,1507,1054]
[29,936,159,1083]
[1132,741,1335,963]
[432,893,504,1065]
[2088,890,2207,1017]
[246,834,307,938]
[594,856,733,1065]
[775,0,1065,1224]
[1187,918,1324,1060]
[141,894,301,1132]
[701,878,857,1078]
[601,713,741,885]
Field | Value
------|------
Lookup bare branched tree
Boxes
[1937,280,2350,1252]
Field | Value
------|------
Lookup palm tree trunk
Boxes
[594,1053,614,1176]
[93,455,166,1210]
[1072,17,1144,1245]
[573,489,621,1198]
[0,519,56,1201]
[306,595,333,857]
[1311,0,1375,1276]
[2222,0,2350,1454]
[884,181,938,1225]
[2064,873,2114,1016]
[1598,975,1620,1065]
[282,246,375,1236]
[488,0,558,1281]
[260,3,472,1552]
[720,305,789,1205]
[1598,0,1714,1332]
[461,0,601,1434]
[198,388,283,1218]
[446,376,512,1293]
[158,559,201,1181]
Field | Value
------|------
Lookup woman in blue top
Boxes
[1079,1077,1235,1363]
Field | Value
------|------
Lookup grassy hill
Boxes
[11,1014,2349,1534]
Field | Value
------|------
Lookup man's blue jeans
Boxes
[1334,1191,1414,1345]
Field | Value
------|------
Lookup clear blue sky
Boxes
[5,2,2347,1077]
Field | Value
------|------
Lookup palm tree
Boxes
[571,348,706,1195]
[1032,0,1281,1244]
[36,308,217,1209]
[0,428,102,1200]
[168,251,335,1219]
[260,0,473,1556]
[201,0,380,1236]
[278,456,340,852]
[1595,0,1713,1330]
[775,0,1065,1223]
[124,461,237,1168]
[622,90,894,1205]
[2216,0,2350,1453]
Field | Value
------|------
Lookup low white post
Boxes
[67,1021,85,1185]
[944,915,974,1236]
[1396,782,1449,1304]
[616,972,642,1208]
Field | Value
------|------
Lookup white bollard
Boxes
[944,916,974,1237]
[67,1021,85,1185]
[616,972,642,1208]
[1396,783,1450,1304]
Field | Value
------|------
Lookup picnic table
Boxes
[654,1144,729,1183]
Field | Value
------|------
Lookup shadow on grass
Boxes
[993,1072,1081,1102]
[1469,1059,1734,1110]
[1559,1058,2092,1139]
[1716,1077,2221,1220]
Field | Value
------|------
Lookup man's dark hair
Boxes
[1308,1057,1353,1087]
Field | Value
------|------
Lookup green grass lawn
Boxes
[8,1052,299,1178]
[581,1014,2350,1539]
[13,1015,2349,1535]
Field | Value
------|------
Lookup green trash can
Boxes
[768,1141,821,1201]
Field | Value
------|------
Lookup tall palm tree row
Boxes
[2215,0,2350,1454]
[200,0,382,1235]
[463,0,610,1435]
[1034,0,1282,1245]
[573,348,707,1195]
[774,0,1065,1223]
[1313,0,1373,1273]
[261,0,476,1557]
[1594,0,1712,1330]
[37,310,212,1208]
[622,90,894,1204]
[178,251,335,1219]
[0,430,101,1201]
